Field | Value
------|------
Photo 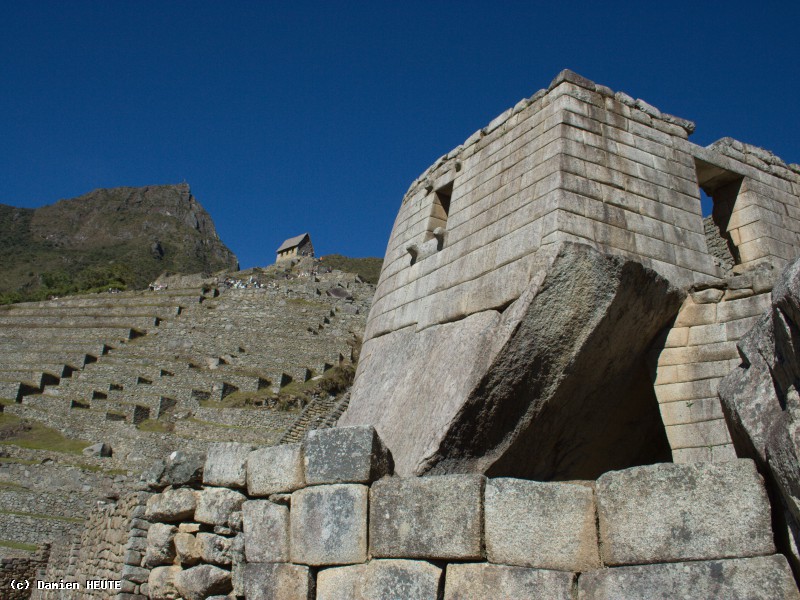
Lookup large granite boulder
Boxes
[340,242,683,477]
[719,256,800,563]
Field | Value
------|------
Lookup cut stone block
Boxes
[148,565,182,600]
[203,442,255,488]
[196,532,232,567]
[290,484,368,566]
[370,474,484,560]
[444,563,576,600]
[304,425,392,484]
[596,459,774,565]
[145,488,196,522]
[317,559,441,600]
[485,478,600,571]
[316,564,364,600]
[174,532,200,567]
[577,554,800,599]
[242,500,289,563]
[144,450,206,490]
[173,564,232,600]
[243,562,313,600]
[247,444,305,496]
[143,523,177,568]
[195,487,247,527]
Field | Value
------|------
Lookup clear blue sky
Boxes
[2,2,798,269]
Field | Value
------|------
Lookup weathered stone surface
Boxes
[719,256,800,563]
[203,442,255,488]
[342,243,681,478]
[122,564,151,583]
[195,487,247,527]
[444,563,575,600]
[370,474,483,559]
[174,532,201,566]
[197,532,232,566]
[291,483,368,565]
[243,562,312,600]
[243,500,289,563]
[143,523,177,568]
[82,442,112,457]
[721,258,800,461]
[596,460,774,565]
[143,451,206,490]
[485,478,600,571]
[304,425,393,484]
[148,565,182,600]
[173,564,232,600]
[317,560,441,600]
[578,554,800,599]
[247,444,305,496]
[145,488,197,522]
[768,397,800,529]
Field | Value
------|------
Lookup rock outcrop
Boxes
[342,242,683,478]
[719,256,800,564]
[0,183,238,301]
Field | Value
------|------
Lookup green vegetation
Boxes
[0,263,132,305]
[0,457,39,466]
[0,539,38,552]
[0,413,89,454]
[0,184,237,305]
[198,363,356,412]
[0,481,30,491]
[137,418,174,433]
[276,363,356,407]
[319,254,383,284]
[0,509,84,523]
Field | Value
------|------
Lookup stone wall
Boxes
[115,426,799,599]
[651,265,779,461]
[31,492,149,599]
[364,70,800,341]
[0,546,50,600]
[346,69,800,473]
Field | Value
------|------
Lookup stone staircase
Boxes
[280,391,351,444]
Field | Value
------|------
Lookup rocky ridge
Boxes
[0,183,238,303]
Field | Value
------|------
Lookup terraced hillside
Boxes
[0,261,373,556]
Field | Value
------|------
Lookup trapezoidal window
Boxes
[695,158,744,274]
[425,181,452,250]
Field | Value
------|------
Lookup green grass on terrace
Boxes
[0,509,84,523]
[0,413,90,454]
[0,539,38,552]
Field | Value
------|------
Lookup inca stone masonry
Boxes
[19,70,800,598]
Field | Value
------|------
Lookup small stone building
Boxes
[275,233,314,263]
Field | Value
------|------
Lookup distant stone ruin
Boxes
[276,233,315,263]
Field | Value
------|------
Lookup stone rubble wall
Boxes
[98,426,800,600]
[652,265,779,461]
[0,546,50,600]
[31,492,150,599]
